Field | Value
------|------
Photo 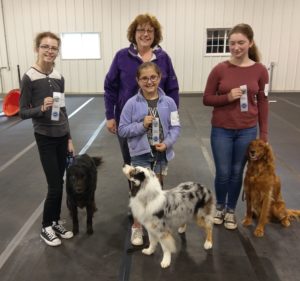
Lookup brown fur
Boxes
[243,139,300,237]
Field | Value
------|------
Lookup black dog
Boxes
[66,154,102,235]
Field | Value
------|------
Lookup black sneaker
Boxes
[52,221,74,239]
[41,226,61,246]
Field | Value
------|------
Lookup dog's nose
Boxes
[250,150,255,155]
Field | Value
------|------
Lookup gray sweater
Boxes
[20,67,70,138]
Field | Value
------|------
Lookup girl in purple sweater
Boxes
[119,62,180,246]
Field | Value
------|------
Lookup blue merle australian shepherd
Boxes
[122,164,215,268]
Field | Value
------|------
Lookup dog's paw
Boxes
[142,247,155,255]
[177,224,187,234]
[160,257,171,268]
[281,218,291,227]
[254,227,264,237]
[204,240,213,250]
[242,217,252,226]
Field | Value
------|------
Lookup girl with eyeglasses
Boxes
[119,62,181,246]
[20,31,74,246]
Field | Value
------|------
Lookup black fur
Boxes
[154,210,165,219]
[66,154,102,235]
[129,171,146,197]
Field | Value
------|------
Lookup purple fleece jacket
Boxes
[104,44,179,123]
[118,88,180,161]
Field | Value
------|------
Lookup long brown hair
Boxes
[228,23,261,62]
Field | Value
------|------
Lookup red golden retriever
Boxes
[243,139,300,237]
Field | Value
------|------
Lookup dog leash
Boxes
[151,150,164,188]
[66,153,75,168]
[242,190,246,201]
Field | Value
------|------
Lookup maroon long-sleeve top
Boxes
[203,60,269,141]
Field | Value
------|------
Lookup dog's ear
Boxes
[134,170,146,183]
[263,143,275,163]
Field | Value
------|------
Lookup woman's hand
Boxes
[155,143,167,152]
[106,119,117,134]
[228,88,243,102]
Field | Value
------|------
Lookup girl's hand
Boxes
[68,139,75,155]
[42,97,54,111]
[155,143,167,152]
[228,88,243,102]
[143,115,155,128]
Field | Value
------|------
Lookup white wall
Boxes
[0,0,300,94]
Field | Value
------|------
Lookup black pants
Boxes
[35,133,68,227]
[117,135,131,165]
[117,135,132,191]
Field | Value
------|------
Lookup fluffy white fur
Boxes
[123,164,215,268]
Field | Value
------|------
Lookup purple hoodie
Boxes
[104,44,179,123]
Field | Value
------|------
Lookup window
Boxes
[206,28,230,55]
[60,32,101,60]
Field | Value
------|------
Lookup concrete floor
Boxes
[0,93,299,281]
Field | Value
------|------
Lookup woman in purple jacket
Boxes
[104,13,179,171]
[119,62,180,246]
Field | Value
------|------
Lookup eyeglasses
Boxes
[139,75,159,83]
[136,28,154,34]
[39,45,59,52]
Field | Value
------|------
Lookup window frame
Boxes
[205,28,231,56]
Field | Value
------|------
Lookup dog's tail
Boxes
[92,157,103,167]
[287,209,300,220]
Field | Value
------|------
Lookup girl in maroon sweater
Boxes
[203,23,269,230]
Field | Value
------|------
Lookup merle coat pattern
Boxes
[123,164,215,268]
[66,154,102,235]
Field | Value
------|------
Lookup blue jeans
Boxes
[211,126,257,211]
[131,152,168,175]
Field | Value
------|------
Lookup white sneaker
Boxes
[40,226,61,246]
[178,224,187,234]
[131,226,143,246]
[224,212,237,230]
[213,209,225,225]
